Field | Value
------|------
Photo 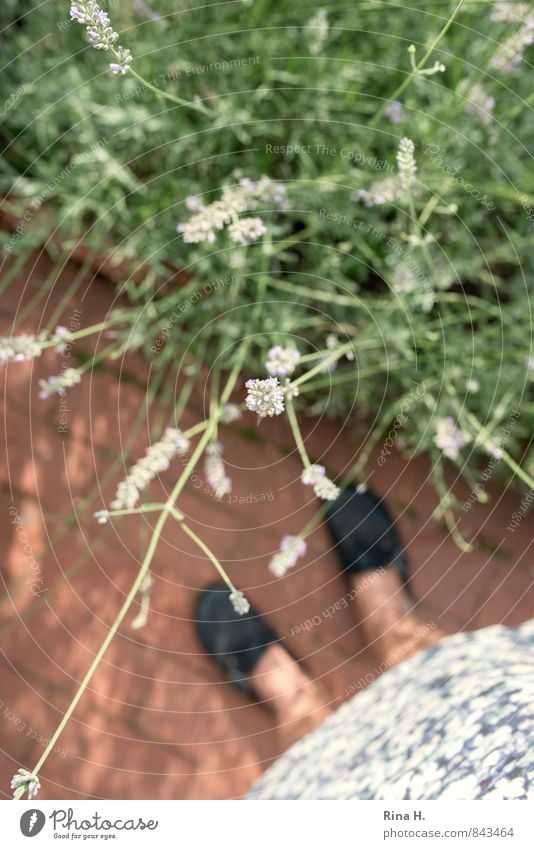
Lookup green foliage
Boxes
[2,0,534,541]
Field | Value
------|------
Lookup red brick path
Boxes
[0,255,532,799]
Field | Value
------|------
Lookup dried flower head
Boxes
[111,427,190,510]
[11,768,40,800]
[94,510,110,524]
[265,345,301,377]
[204,441,232,499]
[229,589,250,615]
[434,417,472,460]
[245,377,285,417]
[268,535,307,577]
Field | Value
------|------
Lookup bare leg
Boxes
[250,644,332,749]
[350,567,445,668]
[243,569,445,751]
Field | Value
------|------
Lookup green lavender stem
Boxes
[128,66,213,116]
[370,0,466,127]
[285,397,311,469]
[14,269,267,796]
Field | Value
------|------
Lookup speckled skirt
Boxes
[248,621,534,800]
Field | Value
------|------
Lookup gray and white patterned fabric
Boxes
[248,621,534,800]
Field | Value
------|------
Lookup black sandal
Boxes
[195,583,277,694]
[325,484,414,599]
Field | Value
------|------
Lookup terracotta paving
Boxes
[0,254,532,799]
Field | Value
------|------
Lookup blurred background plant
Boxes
[1,0,533,549]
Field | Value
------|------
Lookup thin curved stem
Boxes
[179,520,237,592]
[370,0,466,127]
[128,67,213,116]
[285,397,311,469]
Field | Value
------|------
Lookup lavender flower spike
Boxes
[0,334,45,365]
[301,464,340,501]
[110,427,190,510]
[204,441,232,499]
[268,535,307,578]
[229,590,250,615]
[38,368,81,399]
[70,2,132,76]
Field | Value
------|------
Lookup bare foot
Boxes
[350,567,445,669]
[250,644,332,749]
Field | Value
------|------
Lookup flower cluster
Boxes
[11,768,40,800]
[229,589,250,615]
[38,367,81,399]
[265,346,301,377]
[227,217,267,245]
[70,2,132,75]
[94,510,110,524]
[109,46,133,76]
[397,137,417,192]
[491,26,534,73]
[220,403,242,424]
[306,8,329,55]
[204,441,232,499]
[491,3,531,23]
[0,326,78,367]
[0,333,44,365]
[392,263,417,294]
[245,377,285,417]
[177,176,286,245]
[357,175,404,207]
[268,535,307,577]
[301,464,340,501]
[490,4,534,74]
[463,82,496,125]
[434,417,472,460]
[323,334,355,368]
[54,325,74,353]
[283,378,299,399]
[359,137,417,206]
[110,427,190,510]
